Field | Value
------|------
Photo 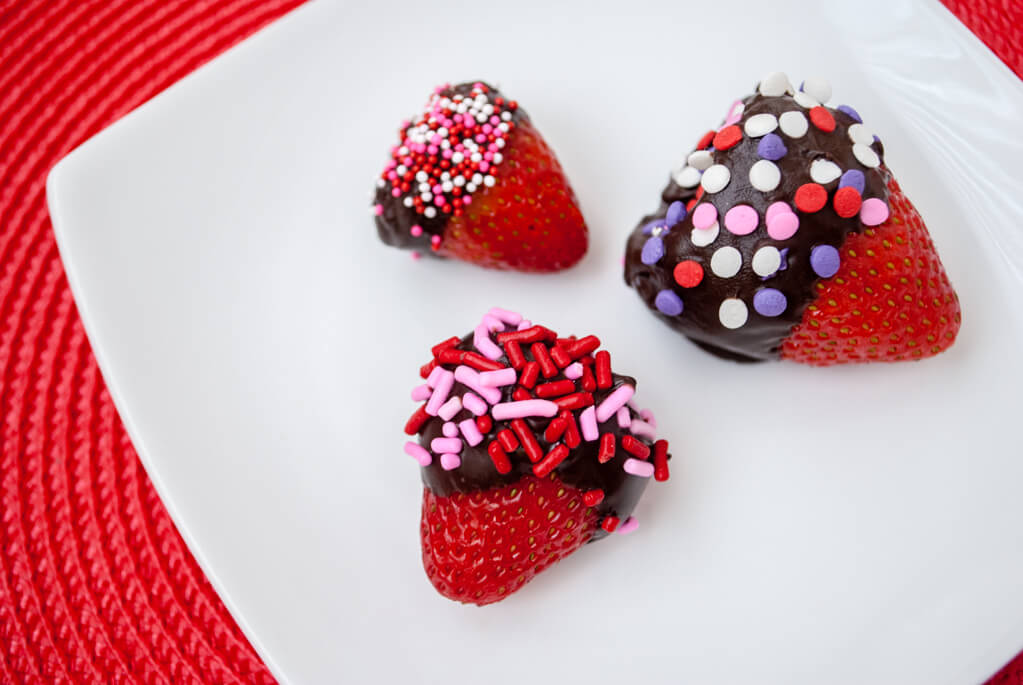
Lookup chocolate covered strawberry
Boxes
[624,73,961,365]
[373,82,587,272]
[405,308,670,605]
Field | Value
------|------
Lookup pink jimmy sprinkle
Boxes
[410,384,432,402]
[474,324,504,361]
[424,369,454,416]
[431,437,463,454]
[595,384,636,423]
[629,419,657,441]
[640,408,657,428]
[579,406,599,442]
[404,442,432,466]
[459,418,484,447]
[491,399,559,421]
[623,458,654,478]
[442,422,459,438]
[616,406,632,429]
[517,319,532,331]
[439,453,461,471]
[564,362,584,380]
[438,396,462,421]
[454,365,502,404]
[462,392,488,416]
[426,365,444,388]
[479,368,517,387]
[488,307,523,326]
[617,517,639,535]
[481,314,506,332]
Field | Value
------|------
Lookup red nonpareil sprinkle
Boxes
[808,106,836,132]
[595,350,612,389]
[833,186,862,218]
[583,489,605,507]
[621,435,651,459]
[512,387,533,401]
[511,419,544,463]
[533,444,570,478]
[496,325,557,345]
[554,392,593,411]
[431,336,461,358]
[404,404,430,435]
[601,516,620,533]
[696,129,715,150]
[549,344,572,369]
[476,415,493,434]
[544,415,569,442]
[562,411,582,448]
[713,125,742,151]
[653,439,670,482]
[487,441,512,475]
[437,348,505,372]
[581,364,596,392]
[530,342,558,378]
[504,340,526,370]
[535,380,576,398]
[420,359,438,379]
[598,433,616,463]
[497,428,519,452]
[519,361,540,389]
[794,183,828,213]
[564,335,600,359]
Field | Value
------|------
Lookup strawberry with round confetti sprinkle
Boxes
[406,308,670,605]
[372,82,588,272]
[624,73,961,365]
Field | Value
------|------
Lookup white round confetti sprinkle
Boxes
[810,159,842,184]
[779,111,809,138]
[688,150,714,170]
[752,246,782,276]
[673,165,702,188]
[759,72,792,97]
[793,91,819,109]
[701,164,731,194]
[749,160,781,192]
[690,222,720,247]
[801,77,832,104]
[847,123,875,146]
[744,113,778,137]
[719,298,749,329]
[710,246,742,278]
[853,143,881,168]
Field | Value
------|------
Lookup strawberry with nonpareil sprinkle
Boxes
[624,73,961,365]
[373,82,588,271]
[405,308,670,605]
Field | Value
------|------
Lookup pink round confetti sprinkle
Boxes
[410,384,431,402]
[440,453,461,471]
[491,399,559,420]
[564,362,583,380]
[596,384,636,423]
[462,392,487,416]
[579,406,599,441]
[431,437,462,454]
[624,458,655,478]
[724,205,759,236]
[404,442,431,466]
[691,203,718,230]
[766,212,800,240]
[442,422,459,437]
[617,517,639,535]
[438,396,462,421]
[860,198,890,226]
[616,406,631,429]
[765,201,793,224]
[458,418,484,447]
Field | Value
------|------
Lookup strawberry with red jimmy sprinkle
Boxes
[405,308,670,605]
[624,72,961,365]
[373,82,588,272]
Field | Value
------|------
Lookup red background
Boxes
[0,1,1019,682]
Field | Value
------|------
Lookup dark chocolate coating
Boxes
[624,90,889,361]
[373,81,527,256]
[417,336,655,542]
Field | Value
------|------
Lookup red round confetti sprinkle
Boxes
[808,106,836,132]
[794,183,828,213]
[696,130,715,150]
[673,260,704,288]
[712,125,743,151]
[833,186,863,218]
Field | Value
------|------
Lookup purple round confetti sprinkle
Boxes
[838,169,865,194]
[666,200,686,227]
[810,245,841,278]
[642,219,664,235]
[757,133,787,161]
[753,288,787,317]
[654,289,684,316]
[837,105,862,123]
[641,236,665,265]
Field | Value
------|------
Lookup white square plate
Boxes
[46,1,1023,683]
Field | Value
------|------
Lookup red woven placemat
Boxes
[0,1,1018,683]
